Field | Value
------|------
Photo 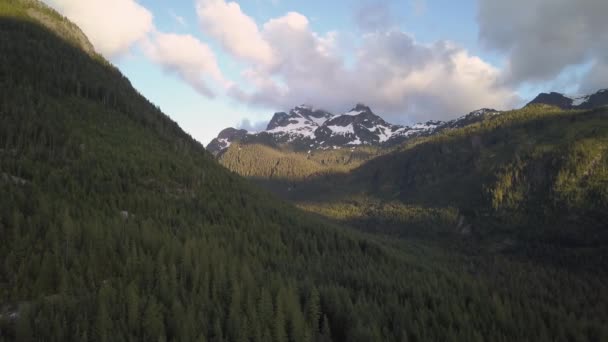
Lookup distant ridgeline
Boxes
[2,0,608,341]
[208,88,608,184]
[208,89,608,156]
[207,104,502,156]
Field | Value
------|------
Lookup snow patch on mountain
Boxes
[308,115,330,126]
[266,116,317,139]
[348,137,362,145]
[219,138,231,148]
[327,124,355,135]
[375,125,402,142]
[342,109,365,116]
[566,94,589,106]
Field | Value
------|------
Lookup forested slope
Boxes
[219,144,380,181]
[1,1,607,342]
[292,105,608,246]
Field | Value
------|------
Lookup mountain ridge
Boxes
[208,88,608,156]
[207,104,501,155]
[526,88,608,110]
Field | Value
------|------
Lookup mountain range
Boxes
[207,89,608,155]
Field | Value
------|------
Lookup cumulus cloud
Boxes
[478,0,608,90]
[219,7,516,121]
[196,0,276,66]
[44,0,153,58]
[142,32,227,98]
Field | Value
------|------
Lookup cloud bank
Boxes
[197,0,516,121]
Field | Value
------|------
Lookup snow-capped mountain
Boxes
[206,88,607,155]
[206,104,501,155]
[526,88,608,110]
[263,105,333,142]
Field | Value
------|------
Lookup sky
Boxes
[43,0,608,145]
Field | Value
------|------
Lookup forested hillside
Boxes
[283,105,608,248]
[1,1,607,341]
[220,102,608,257]
[219,144,381,181]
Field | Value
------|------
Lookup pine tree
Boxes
[126,282,140,334]
[142,297,165,341]
[95,284,113,342]
[306,287,321,332]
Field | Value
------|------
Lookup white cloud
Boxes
[142,32,227,98]
[196,0,276,66]
[44,0,153,58]
[44,0,523,125]
[225,11,516,121]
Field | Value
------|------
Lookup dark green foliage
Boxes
[1,1,607,342]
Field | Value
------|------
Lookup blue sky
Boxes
[45,0,607,144]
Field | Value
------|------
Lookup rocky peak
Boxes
[315,105,396,147]
[527,92,573,109]
[206,127,248,156]
[217,127,247,140]
[526,89,608,110]
[266,112,291,130]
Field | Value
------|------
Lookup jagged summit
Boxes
[206,104,502,155]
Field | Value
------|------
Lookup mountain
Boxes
[526,88,608,109]
[206,127,248,156]
[207,103,501,155]
[213,107,502,183]
[2,1,608,341]
[214,93,608,257]
[208,88,608,156]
